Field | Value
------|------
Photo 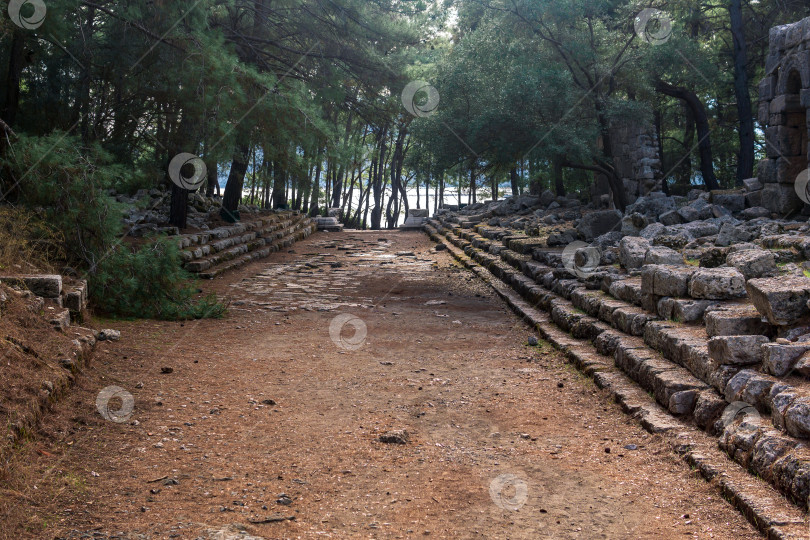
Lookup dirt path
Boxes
[2,231,760,539]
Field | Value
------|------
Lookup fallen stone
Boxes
[619,236,651,270]
[762,343,810,376]
[726,249,777,279]
[98,329,121,341]
[746,276,810,325]
[379,430,409,444]
[643,246,683,266]
[577,210,622,241]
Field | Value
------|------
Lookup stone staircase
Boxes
[177,211,316,279]
[426,213,810,538]
[0,274,90,329]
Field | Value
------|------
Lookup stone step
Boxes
[184,216,312,274]
[198,221,315,279]
[425,219,810,514]
[180,217,298,262]
[175,212,297,249]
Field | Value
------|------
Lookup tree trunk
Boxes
[553,158,565,196]
[510,167,520,198]
[222,141,250,221]
[309,152,322,216]
[272,161,286,208]
[655,81,719,190]
[729,0,754,184]
[2,31,26,126]
[596,111,628,212]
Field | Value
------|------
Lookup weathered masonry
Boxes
[758,16,810,214]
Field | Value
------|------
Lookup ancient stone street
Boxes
[2,231,763,539]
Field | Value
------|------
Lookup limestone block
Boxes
[693,390,728,432]
[705,305,771,337]
[619,236,650,270]
[746,276,810,325]
[726,249,778,279]
[761,183,801,214]
[710,190,745,213]
[688,268,746,300]
[643,246,682,266]
[0,274,63,298]
[759,76,778,102]
[642,265,694,297]
[709,335,770,365]
[785,397,810,438]
[762,343,810,377]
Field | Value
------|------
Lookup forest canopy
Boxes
[1,0,808,230]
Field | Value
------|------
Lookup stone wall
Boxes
[757,16,810,214]
[592,120,662,206]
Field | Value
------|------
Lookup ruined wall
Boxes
[591,120,662,206]
[757,16,810,214]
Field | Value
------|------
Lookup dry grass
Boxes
[0,206,64,274]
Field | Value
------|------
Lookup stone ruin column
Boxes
[757,17,810,214]
[591,120,663,207]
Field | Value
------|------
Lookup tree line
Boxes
[1,0,808,230]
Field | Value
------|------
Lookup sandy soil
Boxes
[0,231,760,539]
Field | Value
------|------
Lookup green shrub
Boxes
[90,236,226,320]
[4,132,224,320]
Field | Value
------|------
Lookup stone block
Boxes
[577,210,622,241]
[619,236,650,270]
[726,249,777,279]
[757,158,777,184]
[658,210,682,225]
[710,190,745,213]
[758,102,771,126]
[785,397,810,438]
[693,390,728,432]
[762,183,802,214]
[705,306,771,337]
[759,76,778,102]
[709,335,770,365]
[762,342,810,376]
[643,246,682,266]
[746,276,810,325]
[642,265,694,297]
[743,178,763,192]
[688,268,746,300]
[1,274,63,298]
